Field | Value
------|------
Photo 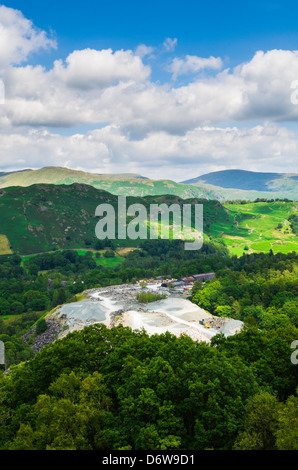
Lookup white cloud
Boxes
[53,48,151,89]
[1,6,298,178]
[0,5,56,70]
[169,55,223,80]
[135,44,155,58]
[0,122,297,181]
[4,48,298,133]
[232,49,298,121]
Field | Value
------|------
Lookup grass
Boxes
[2,311,45,331]
[20,247,126,270]
[29,313,48,330]
[20,249,126,270]
[95,256,125,268]
[116,247,140,256]
[220,201,298,255]
[1,314,23,321]
[74,293,87,301]
[0,235,13,255]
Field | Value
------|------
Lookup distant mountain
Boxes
[182,169,298,201]
[0,169,32,177]
[1,167,298,201]
[0,166,218,200]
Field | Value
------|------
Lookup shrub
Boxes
[136,292,167,303]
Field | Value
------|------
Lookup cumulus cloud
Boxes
[0,5,56,70]
[4,48,298,132]
[53,48,151,89]
[169,55,223,80]
[0,122,297,181]
[232,49,298,121]
[1,6,298,178]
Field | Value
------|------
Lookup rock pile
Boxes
[202,316,228,330]
[23,318,64,353]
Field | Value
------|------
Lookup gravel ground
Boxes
[50,284,244,342]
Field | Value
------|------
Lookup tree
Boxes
[35,319,47,336]
[94,240,104,250]
[215,305,233,317]
[10,301,24,315]
[275,390,298,450]
[191,281,202,298]
[9,424,35,450]
[52,288,66,308]
[232,300,242,319]
[234,393,280,450]
[0,299,11,316]
[10,371,112,450]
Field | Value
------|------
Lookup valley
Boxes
[0,166,297,452]
[1,0,298,452]
[0,178,297,256]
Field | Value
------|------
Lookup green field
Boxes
[21,248,126,269]
[94,256,125,268]
[1,314,23,320]
[219,201,298,255]
[0,235,13,255]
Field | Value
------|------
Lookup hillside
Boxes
[0,183,228,255]
[182,169,298,201]
[1,167,298,201]
[0,183,297,256]
[220,200,298,256]
[0,166,218,200]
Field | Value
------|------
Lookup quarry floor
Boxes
[54,283,243,343]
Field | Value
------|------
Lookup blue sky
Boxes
[0,1,298,179]
[4,1,298,56]
[4,0,298,68]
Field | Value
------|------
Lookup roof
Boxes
[182,276,196,282]
[193,272,215,278]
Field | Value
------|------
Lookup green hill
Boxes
[219,200,298,255]
[0,166,218,200]
[2,167,298,201]
[0,183,228,255]
[0,183,297,256]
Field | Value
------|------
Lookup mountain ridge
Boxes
[182,168,298,192]
[0,166,219,200]
[0,166,298,201]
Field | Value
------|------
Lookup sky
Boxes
[0,0,298,181]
